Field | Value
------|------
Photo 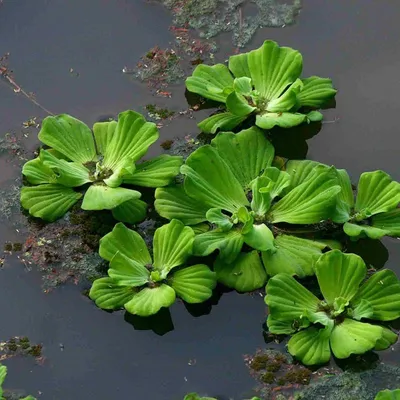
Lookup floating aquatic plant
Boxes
[186,40,336,133]
[89,220,217,317]
[184,394,260,400]
[21,110,182,223]
[0,364,36,400]
[156,127,341,291]
[375,389,400,400]
[265,250,400,365]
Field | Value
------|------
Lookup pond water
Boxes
[0,0,400,399]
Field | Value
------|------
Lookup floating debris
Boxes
[0,336,44,364]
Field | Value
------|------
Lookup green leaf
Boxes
[247,40,302,101]
[20,184,82,222]
[297,76,337,108]
[250,176,274,216]
[193,229,244,264]
[22,157,56,184]
[155,185,208,225]
[233,76,253,95]
[93,120,117,155]
[260,167,291,198]
[89,277,136,309]
[226,91,256,116]
[266,79,302,112]
[243,224,275,252]
[111,198,148,224]
[214,251,267,292]
[265,273,319,323]
[262,235,327,278]
[372,209,400,236]
[184,393,217,400]
[256,112,307,129]
[153,220,194,272]
[198,112,247,134]
[285,160,329,190]
[206,208,233,231]
[333,169,354,223]
[81,184,141,210]
[343,222,390,240]
[0,364,7,386]
[20,396,37,400]
[170,264,216,303]
[270,168,340,224]
[375,389,400,400]
[99,222,152,264]
[314,250,366,305]
[351,299,374,320]
[330,319,383,359]
[288,325,333,365]
[351,269,400,321]
[38,114,96,163]
[211,127,274,188]
[40,149,91,187]
[124,284,176,317]
[181,145,248,213]
[108,252,150,286]
[102,110,159,170]
[102,157,135,188]
[374,327,398,351]
[267,316,300,335]
[306,110,323,122]
[185,64,234,103]
[228,52,251,79]
[355,171,400,217]
[122,155,183,187]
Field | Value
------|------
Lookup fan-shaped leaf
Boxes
[343,222,390,239]
[266,79,302,112]
[108,252,150,286]
[198,112,247,134]
[372,209,400,237]
[229,52,251,79]
[111,198,148,224]
[256,112,307,130]
[206,208,233,231]
[226,91,256,116]
[333,169,354,223]
[93,120,117,155]
[243,224,275,252]
[22,157,56,184]
[374,327,398,351]
[285,160,329,190]
[233,76,253,94]
[297,76,337,108]
[170,264,216,303]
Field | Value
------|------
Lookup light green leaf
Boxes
[38,114,96,163]
[103,157,135,188]
[170,264,216,303]
[243,224,275,252]
[108,252,150,286]
[21,184,82,222]
[155,185,208,225]
[122,155,183,187]
[247,40,302,101]
[314,250,366,305]
[260,167,291,198]
[375,389,400,400]
[211,127,274,188]
[206,208,233,231]
[330,319,383,359]
[297,76,337,108]
[111,198,148,224]
[374,327,398,351]
[20,396,37,400]
[184,393,217,400]
[270,168,340,224]
[102,110,159,170]
[93,120,117,155]
[89,277,136,309]
[185,64,234,103]
[267,316,301,335]
[355,171,400,217]
[40,149,91,187]
[0,364,7,386]
[333,169,355,223]
[250,176,274,216]
[343,222,390,240]
[288,325,333,365]
[198,112,247,134]
[181,145,248,213]
[372,209,400,236]
[124,284,176,317]
[228,52,251,79]
[193,229,244,264]
[256,112,307,130]
[285,160,329,190]
[99,222,152,264]
[81,184,141,210]
[306,110,323,122]
[351,299,374,320]
[226,91,256,116]
[265,273,320,322]
[214,251,267,292]
[153,220,194,272]
[233,76,253,95]
[351,269,400,321]
[22,157,56,184]
[266,79,302,112]
[262,235,327,278]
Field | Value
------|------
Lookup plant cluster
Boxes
[20,41,400,369]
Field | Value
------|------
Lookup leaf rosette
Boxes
[21,110,182,222]
[186,40,337,133]
[265,250,400,365]
[89,220,217,317]
[155,127,342,292]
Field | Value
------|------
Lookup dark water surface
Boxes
[0,1,400,399]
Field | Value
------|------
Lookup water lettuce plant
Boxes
[21,110,182,223]
[89,220,217,316]
[156,127,341,291]
[0,364,36,400]
[186,40,336,134]
[375,389,400,400]
[265,250,400,365]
